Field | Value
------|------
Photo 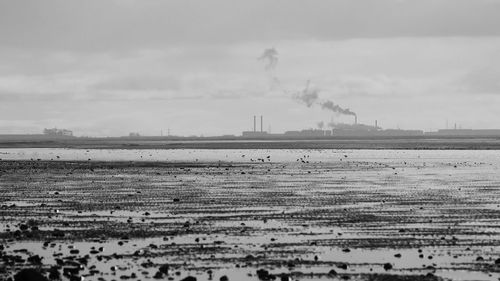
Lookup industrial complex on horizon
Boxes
[1,116,500,140]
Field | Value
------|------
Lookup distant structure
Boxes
[284,129,332,137]
[129,132,141,137]
[242,115,268,137]
[43,128,73,137]
[426,129,500,137]
[330,122,423,137]
[241,117,425,138]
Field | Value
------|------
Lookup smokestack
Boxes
[354,115,357,125]
[253,116,256,132]
[260,115,263,132]
[375,120,378,128]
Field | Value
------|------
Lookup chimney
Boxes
[260,115,263,132]
[253,116,256,132]
[375,120,378,128]
[354,115,357,125]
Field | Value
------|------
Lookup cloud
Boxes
[1,36,500,135]
[459,63,500,94]
[93,75,180,92]
[2,0,500,52]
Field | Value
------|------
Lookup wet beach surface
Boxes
[0,149,500,281]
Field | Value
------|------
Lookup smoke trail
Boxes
[320,100,356,116]
[317,121,324,129]
[256,48,358,120]
[258,47,278,70]
[292,80,356,118]
[293,80,319,107]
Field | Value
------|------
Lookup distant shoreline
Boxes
[1,136,500,150]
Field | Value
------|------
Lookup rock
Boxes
[257,269,273,280]
[159,264,169,274]
[180,277,197,281]
[63,267,81,276]
[495,258,500,265]
[383,263,393,270]
[280,274,291,281]
[153,271,163,279]
[27,255,43,265]
[328,269,338,276]
[220,276,229,281]
[245,254,255,260]
[52,229,65,238]
[48,266,60,280]
[337,263,348,270]
[14,269,48,281]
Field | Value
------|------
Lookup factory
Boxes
[426,129,500,137]
[241,116,423,138]
[43,128,73,137]
[242,115,269,137]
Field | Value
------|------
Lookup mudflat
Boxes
[0,149,499,281]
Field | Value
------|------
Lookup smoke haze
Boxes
[292,80,357,117]
[258,48,279,70]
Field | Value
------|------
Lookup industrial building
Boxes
[284,129,332,137]
[242,115,269,137]
[43,128,73,137]
[426,129,500,137]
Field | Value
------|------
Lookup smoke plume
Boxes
[258,47,278,70]
[256,48,358,120]
[317,121,324,129]
[292,80,356,117]
[293,80,319,107]
[321,100,356,116]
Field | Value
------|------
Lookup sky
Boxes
[1,0,500,136]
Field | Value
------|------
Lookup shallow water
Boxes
[1,147,500,164]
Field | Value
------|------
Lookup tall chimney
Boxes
[260,115,263,132]
[375,120,378,128]
[253,116,256,132]
[354,115,357,125]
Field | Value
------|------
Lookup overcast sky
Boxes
[1,0,500,136]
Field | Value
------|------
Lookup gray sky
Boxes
[1,0,500,136]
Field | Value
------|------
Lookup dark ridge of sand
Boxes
[2,137,500,149]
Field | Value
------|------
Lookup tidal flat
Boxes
[0,149,499,281]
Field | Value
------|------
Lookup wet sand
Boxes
[1,151,500,281]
